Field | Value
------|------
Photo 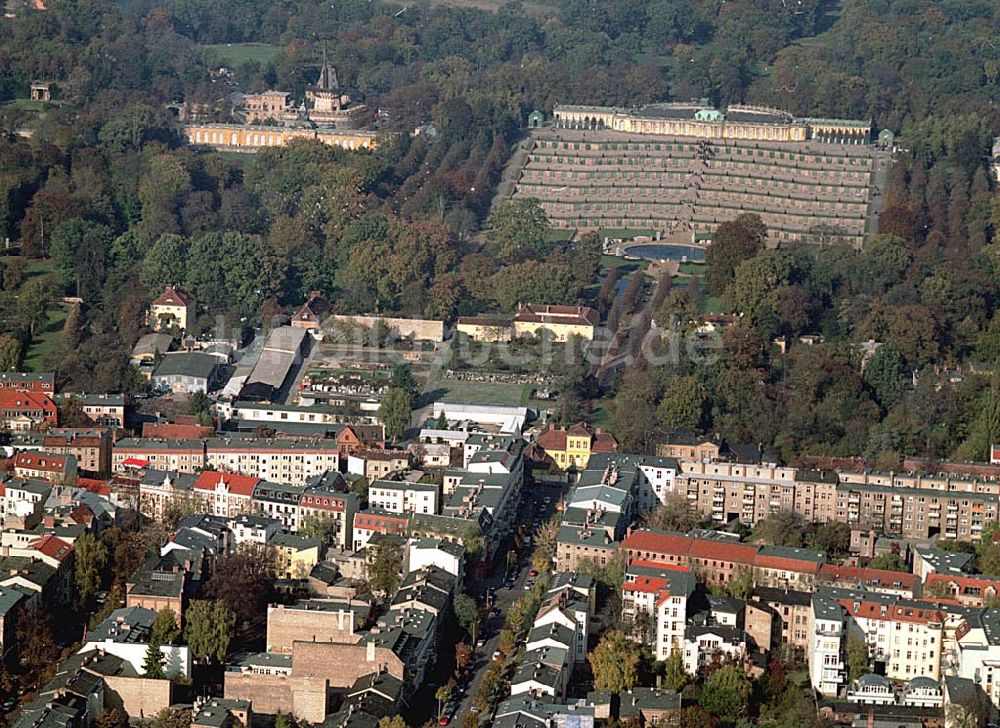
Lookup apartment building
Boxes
[556,455,643,571]
[114,439,207,473]
[677,461,838,526]
[809,588,945,696]
[137,470,198,522]
[58,393,127,428]
[621,530,827,591]
[672,461,1000,544]
[1,477,51,523]
[621,559,696,660]
[353,511,411,551]
[40,428,112,475]
[192,471,260,518]
[923,572,1000,606]
[11,452,77,485]
[817,564,920,598]
[0,372,55,394]
[751,587,813,653]
[369,480,438,515]
[298,484,359,550]
[0,390,57,431]
[348,449,411,481]
[535,422,618,471]
[253,481,306,531]
[205,439,340,485]
[836,479,996,542]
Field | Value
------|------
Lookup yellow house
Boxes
[455,316,513,342]
[513,304,598,342]
[535,422,619,470]
[269,532,322,579]
[149,285,196,333]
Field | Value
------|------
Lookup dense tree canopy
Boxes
[0,0,996,467]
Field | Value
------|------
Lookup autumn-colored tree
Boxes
[588,630,640,693]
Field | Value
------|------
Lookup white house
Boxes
[407,538,465,579]
[808,593,847,695]
[79,606,191,678]
[228,514,282,546]
[431,403,528,434]
[682,625,749,675]
[533,600,586,663]
[902,676,943,708]
[636,457,680,510]
[369,480,438,515]
[846,674,895,705]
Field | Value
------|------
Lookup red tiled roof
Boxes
[536,428,568,451]
[142,422,214,439]
[0,390,57,415]
[840,598,944,625]
[819,564,918,590]
[353,512,409,529]
[193,471,260,497]
[623,575,671,595]
[753,554,822,573]
[624,531,763,568]
[535,422,618,454]
[69,505,93,524]
[925,572,1000,595]
[152,285,194,307]
[13,451,70,473]
[689,540,758,564]
[627,559,692,573]
[77,477,111,497]
[30,535,74,562]
[624,531,694,556]
[592,433,619,453]
[294,293,331,323]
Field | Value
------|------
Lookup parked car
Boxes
[439,716,451,726]
[529,569,539,577]
[493,650,502,661]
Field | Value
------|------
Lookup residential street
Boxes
[446,480,564,726]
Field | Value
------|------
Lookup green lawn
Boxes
[700,295,725,314]
[677,262,705,276]
[200,43,280,66]
[588,402,613,429]
[600,255,645,274]
[0,256,54,280]
[431,378,532,407]
[23,305,67,372]
[2,98,49,112]
[212,151,251,165]
[544,228,576,243]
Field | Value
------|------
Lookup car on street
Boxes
[529,569,538,577]
[439,716,450,726]
[492,650,502,661]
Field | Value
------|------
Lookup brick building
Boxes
[40,428,112,475]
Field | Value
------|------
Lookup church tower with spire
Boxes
[306,41,357,124]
